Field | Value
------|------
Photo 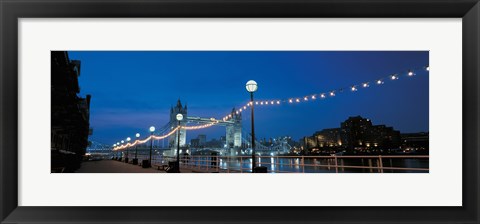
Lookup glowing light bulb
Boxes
[351,86,357,91]
[362,83,369,88]
[289,99,293,103]
[376,80,384,85]
[276,101,280,104]
[304,97,308,101]
[296,98,300,103]
[426,66,430,71]
[408,71,414,76]
[330,91,335,96]
[312,95,316,100]
[320,94,326,98]
[391,74,398,80]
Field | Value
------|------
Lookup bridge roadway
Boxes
[75,159,213,173]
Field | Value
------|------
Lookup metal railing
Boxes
[134,154,429,173]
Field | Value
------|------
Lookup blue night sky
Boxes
[69,51,429,145]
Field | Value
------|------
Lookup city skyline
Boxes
[68,51,429,145]
[152,114,428,144]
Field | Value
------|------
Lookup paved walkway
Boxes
[75,159,207,173]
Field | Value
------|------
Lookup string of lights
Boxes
[151,126,180,140]
[113,65,429,150]
[221,65,429,121]
[183,121,219,130]
[113,122,219,150]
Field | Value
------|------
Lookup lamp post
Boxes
[125,137,131,163]
[133,133,140,165]
[116,142,120,160]
[176,113,183,164]
[246,80,258,173]
[148,126,155,168]
[120,140,125,161]
[112,144,116,160]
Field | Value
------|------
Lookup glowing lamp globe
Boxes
[126,137,131,142]
[149,126,155,133]
[121,140,124,144]
[246,80,258,93]
[176,113,183,121]
[136,133,140,138]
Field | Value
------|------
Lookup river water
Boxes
[127,150,429,173]
[214,157,429,173]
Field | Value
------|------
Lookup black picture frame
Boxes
[1,0,479,223]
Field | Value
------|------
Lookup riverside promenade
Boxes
[75,159,199,173]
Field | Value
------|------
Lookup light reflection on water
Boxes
[193,156,429,173]
[270,157,275,171]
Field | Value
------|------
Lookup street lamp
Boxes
[112,144,116,160]
[116,142,120,159]
[120,140,125,161]
[116,142,120,158]
[125,137,131,163]
[133,133,140,165]
[148,126,155,168]
[176,113,183,165]
[246,80,258,173]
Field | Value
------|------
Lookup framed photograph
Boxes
[1,0,479,223]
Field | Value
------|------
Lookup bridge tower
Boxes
[167,99,187,157]
[226,108,242,149]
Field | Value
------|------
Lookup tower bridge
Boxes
[112,99,292,157]
[164,100,242,157]
[157,99,290,157]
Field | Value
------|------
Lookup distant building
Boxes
[198,134,206,146]
[341,116,401,151]
[220,136,226,145]
[190,139,200,147]
[205,138,223,148]
[190,134,207,148]
[313,128,344,148]
[401,132,429,153]
[304,116,401,153]
[51,51,91,172]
